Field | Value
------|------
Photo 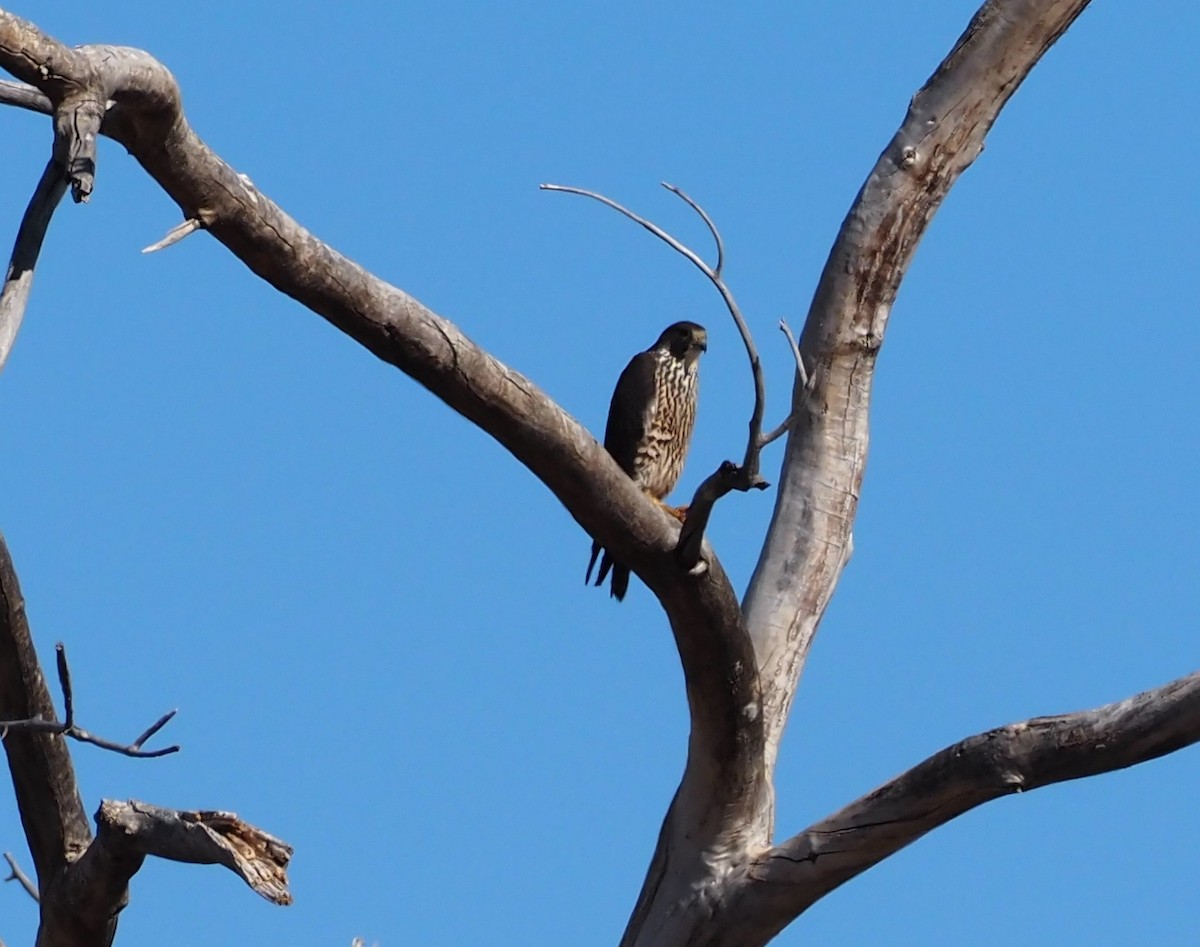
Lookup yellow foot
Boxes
[651,497,688,523]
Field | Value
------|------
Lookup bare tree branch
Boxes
[742,0,1094,785]
[0,15,768,944]
[0,77,46,112]
[3,851,37,901]
[732,669,1200,941]
[31,801,292,947]
[0,528,284,946]
[94,801,292,906]
[0,37,113,374]
[0,531,90,890]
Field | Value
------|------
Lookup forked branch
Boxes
[0,643,179,758]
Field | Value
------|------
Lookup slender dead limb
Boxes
[0,159,67,374]
[731,669,1200,942]
[757,322,815,448]
[0,643,180,759]
[0,49,110,373]
[3,851,37,901]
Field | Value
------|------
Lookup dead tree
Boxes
[0,1,1197,945]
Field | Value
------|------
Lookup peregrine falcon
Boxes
[586,321,708,600]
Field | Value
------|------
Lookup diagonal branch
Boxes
[0,531,90,890]
[0,10,766,907]
[0,49,111,374]
[733,669,1200,941]
[742,0,1095,782]
[0,158,66,375]
[3,851,37,901]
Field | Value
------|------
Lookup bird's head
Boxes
[656,321,708,364]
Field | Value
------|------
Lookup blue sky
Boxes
[2,2,1198,945]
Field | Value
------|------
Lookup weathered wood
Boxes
[743,0,1095,781]
[0,533,90,891]
[734,671,1200,943]
[6,4,1200,947]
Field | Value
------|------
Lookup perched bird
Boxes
[586,321,707,600]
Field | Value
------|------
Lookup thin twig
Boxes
[760,417,792,448]
[55,643,74,728]
[662,182,725,279]
[778,319,809,390]
[3,852,38,902]
[756,320,813,448]
[0,157,67,374]
[0,643,180,758]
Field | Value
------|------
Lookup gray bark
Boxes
[2,3,1197,946]
[0,530,291,947]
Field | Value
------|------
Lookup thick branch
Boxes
[0,14,769,920]
[0,13,759,785]
[94,801,292,905]
[0,532,90,891]
[742,0,1094,779]
[731,670,1200,942]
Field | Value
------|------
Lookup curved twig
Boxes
[662,181,725,279]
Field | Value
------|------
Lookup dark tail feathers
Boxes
[585,541,629,601]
